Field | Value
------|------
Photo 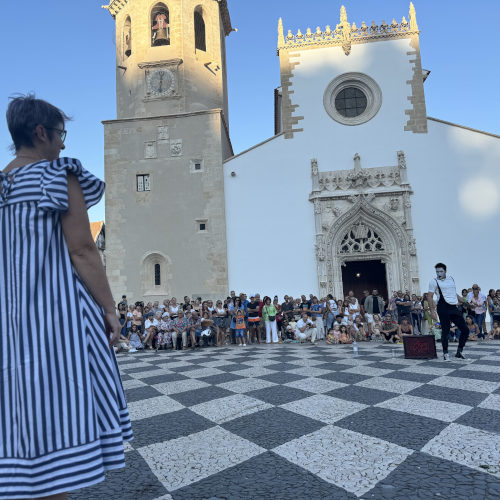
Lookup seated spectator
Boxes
[338,324,352,344]
[430,322,442,341]
[295,312,318,344]
[347,296,360,323]
[488,321,500,340]
[395,293,412,324]
[200,312,216,347]
[156,312,172,350]
[371,314,383,341]
[465,315,479,341]
[172,310,189,350]
[188,311,202,349]
[143,312,159,349]
[326,325,340,344]
[127,324,143,351]
[399,318,414,337]
[114,333,131,354]
[350,316,366,342]
[381,313,400,343]
[449,323,460,342]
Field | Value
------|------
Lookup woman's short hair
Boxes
[6,94,70,152]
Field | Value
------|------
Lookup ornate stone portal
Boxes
[310,152,420,298]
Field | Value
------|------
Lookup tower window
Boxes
[199,223,206,231]
[194,6,206,52]
[137,174,151,192]
[151,3,170,46]
[196,218,208,232]
[154,263,161,285]
[190,159,204,173]
[124,16,132,57]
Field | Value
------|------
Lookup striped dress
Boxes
[0,158,132,498]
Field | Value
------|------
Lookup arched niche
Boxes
[194,5,206,51]
[151,3,170,46]
[123,16,132,57]
[141,251,172,297]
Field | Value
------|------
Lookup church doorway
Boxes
[341,259,388,302]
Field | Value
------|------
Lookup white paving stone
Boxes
[138,426,265,491]
[376,395,472,422]
[229,366,277,378]
[284,358,330,367]
[121,378,148,390]
[284,377,347,394]
[378,357,427,366]
[399,365,456,376]
[478,394,500,411]
[340,365,394,377]
[198,359,239,368]
[355,376,423,394]
[422,423,500,477]
[129,368,175,379]
[273,425,413,497]
[280,395,367,424]
[285,366,333,378]
[152,378,211,395]
[428,376,500,394]
[458,364,500,374]
[216,377,277,393]
[123,441,134,453]
[190,394,273,424]
[119,361,154,370]
[127,395,184,420]
[329,358,374,367]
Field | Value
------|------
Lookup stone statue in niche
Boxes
[311,158,319,176]
[408,237,417,255]
[315,243,325,261]
[353,222,368,240]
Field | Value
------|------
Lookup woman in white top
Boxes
[169,297,180,320]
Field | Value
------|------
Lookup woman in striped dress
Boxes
[0,95,132,499]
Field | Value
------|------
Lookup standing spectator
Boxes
[213,300,227,346]
[273,297,283,340]
[281,295,295,322]
[491,290,500,325]
[310,297,325,340]
[389,292,399,321]
[325,294,338,331]
[182,296,192,312]
[263,296,279,343]
[132,304,143,333]
[411,294,423,333]
[468,285,487,339]
[359,290,370,318]
[247,296,261,343]
[395,293,412,323]
[235,308,247,346]
[169,297,180,319]
[422,292,433,334]
[347,296,360,323]
[363,289,385,334]
[487,289,496,330]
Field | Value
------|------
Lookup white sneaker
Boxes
[243,343,247,346]
[129,348,137,353]
[443,353,450,361]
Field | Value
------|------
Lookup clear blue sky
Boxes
[1,0,499,222]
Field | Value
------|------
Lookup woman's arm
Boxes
[61,174,120,345]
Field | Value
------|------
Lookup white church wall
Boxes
[225,36,500,299]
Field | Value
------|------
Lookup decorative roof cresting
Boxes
[277,2,419,56]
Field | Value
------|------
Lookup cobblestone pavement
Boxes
[70,341,500,499]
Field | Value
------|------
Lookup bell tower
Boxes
[102,0,234,301]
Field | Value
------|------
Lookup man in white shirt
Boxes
[295,313,318,344]
[427,262,469,361]
[144,312,159,349]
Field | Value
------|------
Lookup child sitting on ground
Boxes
[326,325,340,344]
[371,314,383,341]
[488,321,500,340]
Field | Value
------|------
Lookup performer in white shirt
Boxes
[427,262,469,361]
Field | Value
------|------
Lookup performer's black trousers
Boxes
[437,303,469,353]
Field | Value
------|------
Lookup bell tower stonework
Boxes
[102,0,233,300]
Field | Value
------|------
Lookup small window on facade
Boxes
[151,3,170,46]
[154,263,161,285]
[199,223,206,231]
[194,162,202,170]
[194,6,206,51]
[124,17,132,57]
[137,174,151,192]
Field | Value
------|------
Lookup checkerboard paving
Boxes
[70,341,500,499]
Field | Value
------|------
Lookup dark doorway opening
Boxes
[341,259,388,303]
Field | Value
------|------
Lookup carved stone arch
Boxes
[323,199,411,298]
[141,250,173,297]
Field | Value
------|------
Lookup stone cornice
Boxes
[277,3,419,56]
[102,0,128,19]
[102,108,224,124]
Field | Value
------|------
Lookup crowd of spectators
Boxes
[113,286,500,353]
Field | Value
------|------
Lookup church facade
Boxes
[103,1,500,301]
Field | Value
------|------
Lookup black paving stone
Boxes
[317,371,370,385]
[247,385,310,405]
[121,364,156,374]
[130,409,215,447]
[312,362,351,371]
[407,384,488,407]
[367,362,405,371]
[326,385,398,405]
[168,364,208,373]
[172,451,355,500]
[222,407,325,449]
[264,362,302,372]
[140,372,189,386]
[469,359,500,366]
[427,361,461,369]
[334,406,447,450]
[169,385,234,407]
[198,372,244,385]
[124,385,163,403]
[447,369,500,382]
[455,407,500,434]
[358,355,393,362]
[69,450,168,500]
[268,355,304,362]
[216,362,253,372]
[382,371,435,383]
[256,371,304,385]
[120,374,133,381]
[366,451,500,500]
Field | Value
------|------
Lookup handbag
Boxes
[265,306,276,322]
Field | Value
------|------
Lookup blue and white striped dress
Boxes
[0,158,132,498]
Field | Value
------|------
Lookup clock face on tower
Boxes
[146,68,175,97]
